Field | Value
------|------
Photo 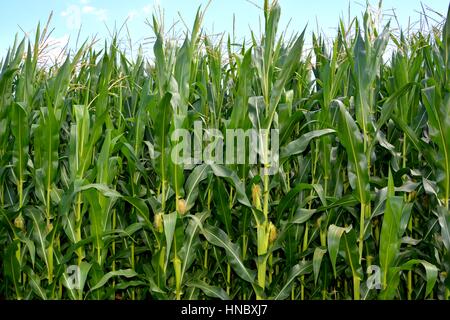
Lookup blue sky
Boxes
[1,0,448,58]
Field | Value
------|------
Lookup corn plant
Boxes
[0,0,449,300]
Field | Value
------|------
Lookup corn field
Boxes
[0,0,450,300]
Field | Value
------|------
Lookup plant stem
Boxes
[174,253,182,300]
[75,193,83,265]
[358,203,367,264]
[112,208,116,290]
[256,133,271,299]
[131,242,135,300]
[353,276,360,300]
[46,187,53,284]
[226,263,231,295]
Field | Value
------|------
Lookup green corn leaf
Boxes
[163,212,178,270]
[277,183,313,218]
[26,208,49,272]
[335,100,370,204]
[438,206,450,251]
[422,86,450,205]
[209,164,251,207]
[273,261,313,300]
[400,260,438,298]
[90,269,137,292]
[341,227,363,280]
[313,247,327,284]
[123,197,152,227]
[265,28,306,129]
[185,164,210,212]
[10,102,29,206]
[229,49,252,130]
[291,208,316,224]
[280,129,335,160]
[186,279,230,300]
[23,266,47,300]
[327,224,352,277]
[213,179,233,234]
[179,212,210,284]
[202,224,256,283]
[379,170,404,288]
[4,241,21,298]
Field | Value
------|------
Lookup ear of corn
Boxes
[0,1,450,300]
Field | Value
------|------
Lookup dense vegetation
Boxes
[1,1,450,300]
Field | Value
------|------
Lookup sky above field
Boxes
[1,0,448,59]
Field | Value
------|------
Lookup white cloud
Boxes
[82,6,107,21]
[82,5,95,14]
[61,5,81,30]
[61,3,107,30]
[128,2,156,21]
[127,10,139,21]
[143,4,153,15]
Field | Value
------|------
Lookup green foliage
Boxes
[0,1,449,301]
